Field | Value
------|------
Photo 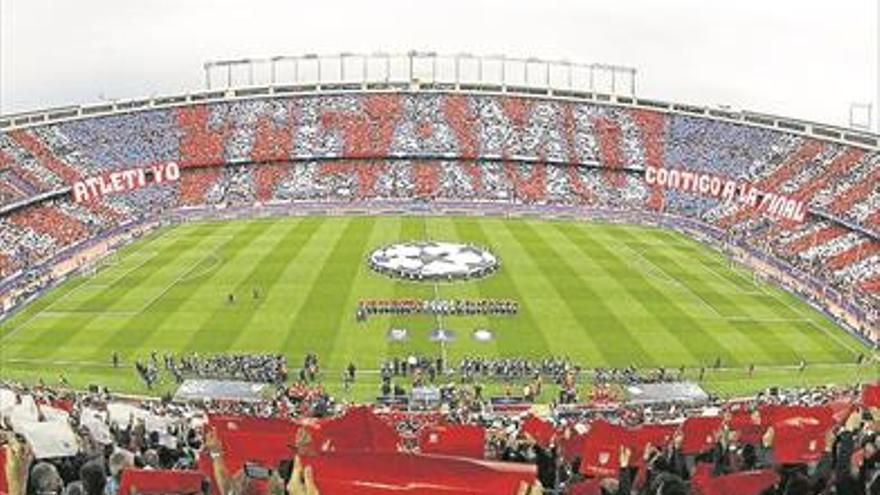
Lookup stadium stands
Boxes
[0,91,878,494]
[0,379,878,494]
[0,92,877,336]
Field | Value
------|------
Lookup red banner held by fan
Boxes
[680,416,723,455]
[579,420,632,478]
[419,424,485,459]
[521,415,556,448]
[303,452,536,495]
[693,469,780,495]
[117,468,205,495]
[862,383,880,408]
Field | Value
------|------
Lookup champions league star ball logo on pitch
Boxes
[368,241,499,282]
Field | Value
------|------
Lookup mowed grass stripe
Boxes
[476,218,606,363]
[668,229,863,358]
[3,215,872,398]
[10,223,222,359]
[560,224,723,364]
[627,235,799,364]
[235,217,347,354]
[751,288,861,361]
[568,224,739,366]
[651,231,758,293]
[279,217,376,361]
[766,313,860,364]
[325,216,407,371]
[385,216,437,359]
[67,232,216,313]
[88,220,267,360]
[426,217,499,361]
[177,219,314,353]
[143,217,291,352]
[545,223,697,366]
[506,220,653,366]
[638,230,861,364]
[0,276,90,339]
[222,218,325,353]
[452,217,553,358]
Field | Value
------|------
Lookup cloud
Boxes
[1,0,876,129]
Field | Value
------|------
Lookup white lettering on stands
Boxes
[643,165,807,223]
[71,162,181,203]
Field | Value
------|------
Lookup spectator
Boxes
[28,461,63,495]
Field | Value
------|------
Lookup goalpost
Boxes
[80,252,119,279]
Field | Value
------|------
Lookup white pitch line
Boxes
[4,228,176,338]
[422,218,449,367]
[132,240,231,313]
[721,316,812,323]
[38,310,140,317]
[86,251,158,287]
[177,253,222,283]
[756,284,865,356]
[3,357,118,369]
[695,259,764,295]
[39,252,157,312]
[615,242,725,318]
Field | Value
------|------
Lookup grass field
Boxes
[0,215,876,401]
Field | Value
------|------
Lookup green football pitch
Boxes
[0,215,876,400]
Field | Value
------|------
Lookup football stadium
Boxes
[0,3,879,494]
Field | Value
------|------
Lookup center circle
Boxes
[368,241,499,282]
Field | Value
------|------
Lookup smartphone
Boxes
[244,462,272,479]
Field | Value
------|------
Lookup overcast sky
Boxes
[1,0,877,130]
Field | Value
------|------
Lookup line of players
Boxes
[356,298,519,321]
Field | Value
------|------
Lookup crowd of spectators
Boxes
[0,382,206,495]
[1,375,878,495]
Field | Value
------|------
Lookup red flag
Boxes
[559,428,588,462]
[50,399,74,413]
[772,417,828,465]
[521,415,556,447]
[117,468,205,495]
[680,416,723,455]
[196,451,221,495]
[0,445,8,495]
[728,411,765,446]
[310,407,401,453]
[760,405,833,428]
[209,414,302,435]
[629,423,677,464]
[567,478,603,495]
[762,406,834,465]
[827,400,854,425]
[207,414,301,473]
[862,383,880,408]
[419,424,485,459]
[579,420,632,477]
[304,452,536,495]
[694,469,780,495]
